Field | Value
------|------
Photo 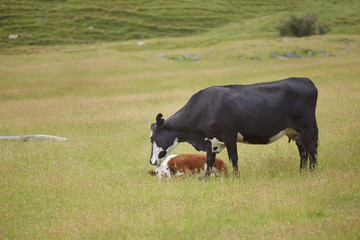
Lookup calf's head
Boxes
[155,166,171,179]
[149,113,178,166]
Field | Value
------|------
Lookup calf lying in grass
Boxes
[148,154,228,179]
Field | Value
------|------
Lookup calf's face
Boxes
[155,166,171,179]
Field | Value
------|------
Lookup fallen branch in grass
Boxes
[0,135,68,141]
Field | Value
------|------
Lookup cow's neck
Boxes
[165,118,194,140]
[165,108,199,132]
[164,120,207,152]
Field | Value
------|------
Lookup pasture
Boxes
[1,33,360,239]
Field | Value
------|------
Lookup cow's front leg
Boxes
[204,151,216,178]
[225,139,240,178]
[230,156,240,178]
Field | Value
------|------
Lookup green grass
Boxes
[1,0,360,238]
[1,0,360,51]
[1,33,360,239]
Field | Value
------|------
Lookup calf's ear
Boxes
[156,113,165,127]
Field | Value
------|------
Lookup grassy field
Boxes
[1,33,359,239]
[1,0,360,239]
[1,0,360,51]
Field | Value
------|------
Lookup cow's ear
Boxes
[156,113,165,127]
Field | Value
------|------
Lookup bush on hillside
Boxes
[318,23,332,35]
[277,15,331,37]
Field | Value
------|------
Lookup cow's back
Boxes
[182,77,316,116]
[205,78,317,131]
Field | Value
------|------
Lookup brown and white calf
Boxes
[148,154,228,179]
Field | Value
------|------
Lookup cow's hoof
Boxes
[198,175,210,181]
[233,170,240,178]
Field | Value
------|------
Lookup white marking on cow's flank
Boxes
[236,132,250,143]
[269,128,299,143]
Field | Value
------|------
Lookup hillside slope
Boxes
[1,0,360,51]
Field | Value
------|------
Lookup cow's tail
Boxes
[310,118,319,169]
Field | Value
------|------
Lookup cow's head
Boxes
[149,113,178,166]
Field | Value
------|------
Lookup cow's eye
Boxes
[158,151,166,159]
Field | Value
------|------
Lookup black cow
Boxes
[149,77,318,177]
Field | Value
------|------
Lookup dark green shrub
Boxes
[277,15,331,37]
[318,23,332,35]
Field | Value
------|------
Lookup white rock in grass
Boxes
[9,34,18,40]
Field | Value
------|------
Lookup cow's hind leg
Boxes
[296,141,308,171]
[297,121,318,172]
[309,121,318,170]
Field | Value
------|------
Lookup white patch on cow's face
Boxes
[150,141,164,166]
[269,128,299,143]
[205,137,226,153]
[150,138,179,166]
